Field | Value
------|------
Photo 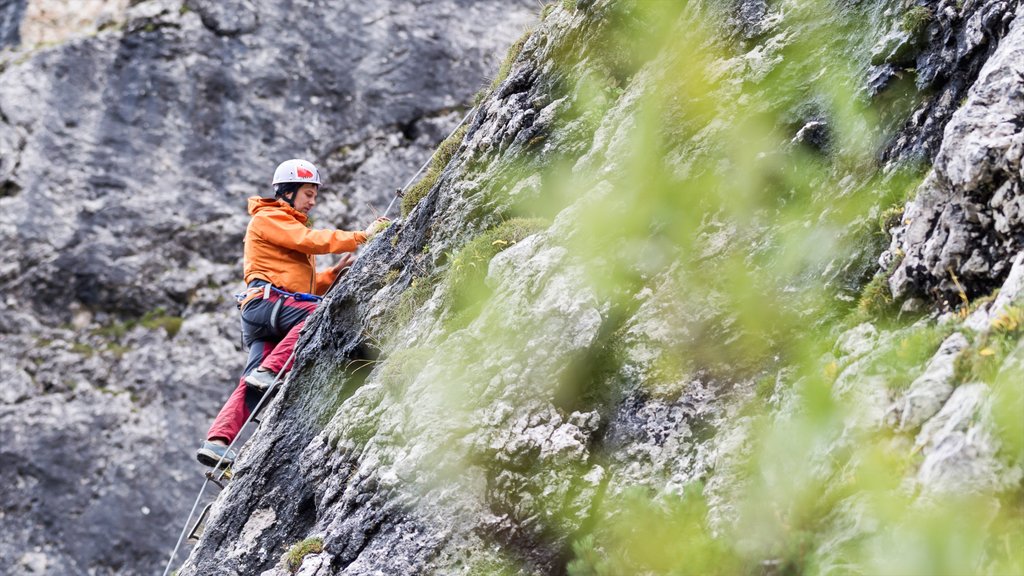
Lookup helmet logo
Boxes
[297,166,314,179]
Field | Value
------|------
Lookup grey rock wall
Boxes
[3,0,1022,574]
[0,1,537,574]
[888,2,1024,304]
[176,1,1022,575]
[0,0,25,48]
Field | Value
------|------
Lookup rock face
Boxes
[177,1,1023,575]
[0,1,537,575]
[4,0,1024,575]
[0,0,26,48]
[888,2,1024,303]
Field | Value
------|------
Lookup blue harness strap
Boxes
[234,283,323,305]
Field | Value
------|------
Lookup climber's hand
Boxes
[333,252,357,276]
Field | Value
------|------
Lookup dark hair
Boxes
[274,181,304,199]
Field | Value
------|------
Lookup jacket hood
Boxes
[247,196,308,224]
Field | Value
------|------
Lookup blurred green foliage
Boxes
[535,0,1021,573]
[350,0,1023,573]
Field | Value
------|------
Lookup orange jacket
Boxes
[243,197,367,295]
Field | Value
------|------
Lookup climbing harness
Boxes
[235,282,323,308]
[161,107,476,576]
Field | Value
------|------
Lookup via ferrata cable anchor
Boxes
[205,466,233,489]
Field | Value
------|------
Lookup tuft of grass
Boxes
[878,204,904,236]
[873,324,955,392]
[562,0,577,11]
[954,306,1024,384]
[901,5,933,37]
[285,537,324,573]
[93,307,184,341]
[487,28,533,94]
[401,124,469,216]
[401,27,535,217]
[992,305,1024,334]
[71,343,95,356]
[857,272,898,318]
[374,273,442,344]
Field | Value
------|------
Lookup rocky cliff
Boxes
[3,0,1023,575]
[175,1,1024,575]
[0,1,537,574]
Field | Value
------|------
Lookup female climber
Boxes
[196,158,389,467]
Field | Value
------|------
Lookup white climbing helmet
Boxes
[272,159,322,186]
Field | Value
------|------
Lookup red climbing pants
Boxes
[206,290,318,443]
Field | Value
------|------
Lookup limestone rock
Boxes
[0,1,539,574]
[888,3,1024,304]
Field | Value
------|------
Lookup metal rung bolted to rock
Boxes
[187,503,213,543]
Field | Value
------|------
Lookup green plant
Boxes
[71,343,95,356]
[872,324,955,392]
[487,29,533,94]
[568,485,742,575]
[443,218,548,328]
[140,309,184,339]
[93,308,184,341]
[284,537,324,573]
[901,6,933,37]
[401,124,469,216]
[374,273,442,344]
[955,306,1024,384]
[878,204,904,235]
[562,0,577,11]
[857,271,898,318]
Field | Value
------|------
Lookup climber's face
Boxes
[293,183,318,214]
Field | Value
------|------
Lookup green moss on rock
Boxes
[901,6,933,37]
[857,271,898,318]
[401,124,469,216]
[444,217,549,328]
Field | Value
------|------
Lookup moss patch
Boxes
[93,307,184,341]
[443,218,549,329]
[901,5,933,37]
[375,272,443,344]
[401,124,469,216]
[140,310,184,338]
[488,29,532,94]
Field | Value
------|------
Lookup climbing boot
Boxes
[196,441,236,468]
[244,367,277,392]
